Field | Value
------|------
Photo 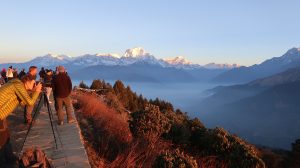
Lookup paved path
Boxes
[20,97,91,168]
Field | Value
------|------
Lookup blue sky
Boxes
[0,0,300,65]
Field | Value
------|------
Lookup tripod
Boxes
[20,92,58,155]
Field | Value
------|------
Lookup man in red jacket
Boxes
[52,66,75,125]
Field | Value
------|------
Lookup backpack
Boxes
[19,148,52,168]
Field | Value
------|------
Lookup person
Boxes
[1,68,6,82]
[0,77,42,165]
[0,119,15,166]
[39,67,46,82]
[44,69,53,103]
[52,66,75,125]
[22,66,38,124]
[6,66,14,81]
[13,68,19,79]
[18,68,26,79]
[54,66,59,75]
[0,75,5,87]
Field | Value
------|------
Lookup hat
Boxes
[58,66,65,73]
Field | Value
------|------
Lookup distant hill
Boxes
[213,47,300,83]
[196,66,300,149]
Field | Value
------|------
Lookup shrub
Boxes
[105,92,124,113]
[191,127,265,168]
[129,104,171,139]
[153,149,198,168]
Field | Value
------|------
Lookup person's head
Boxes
[57,66,66,74]
[21,75,35,91]
[27,66,38,81]
[9,66,12,69]
[28,66,38,75]
[46,69,53,75]
[22,68,25,72]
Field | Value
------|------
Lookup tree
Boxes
[90,79,104,90]
[79,80,89,89]
[290,139,300,167]
[113,80,126,95]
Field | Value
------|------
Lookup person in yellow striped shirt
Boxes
[0,76,42,165]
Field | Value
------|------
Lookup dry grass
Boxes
[73,93,132,167]
[73,93,171,168]
[73,92,228,168]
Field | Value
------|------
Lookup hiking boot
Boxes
[67,118,76,124]
[58,121,63,125]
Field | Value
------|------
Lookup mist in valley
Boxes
[73,79,220,116]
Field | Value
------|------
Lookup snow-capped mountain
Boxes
[71,54,120,66]
[203,63,240,69]
[163,56,191,65]
[123,47,150,57]
[67,47,205,69]
[261,47,300,66]
[2,47,238,71]
[119,47,164,66]
[162,56,202,69]
[0,47,241,83]
[213,47,300,83]
[25,53,73,67]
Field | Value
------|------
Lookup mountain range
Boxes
[213,47,300,83]
[1,47,240,70]
[0,47,238,82]
[2,47,300,84]
[195,66,300,149]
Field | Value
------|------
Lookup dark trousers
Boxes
[56,96,74,122]
[0,139,16,166]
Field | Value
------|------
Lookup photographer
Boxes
[0,76,42,165]
[22,66,38,124]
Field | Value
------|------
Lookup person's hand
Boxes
[34,83,42,92]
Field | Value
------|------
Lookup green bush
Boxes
[191,127,265,168]
[153,149,198,168]
[129,104,171,139]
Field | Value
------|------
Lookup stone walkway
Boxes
[19,98,91,168]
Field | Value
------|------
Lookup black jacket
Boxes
[52,73,72,98]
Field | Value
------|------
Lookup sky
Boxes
[0,0,300,66]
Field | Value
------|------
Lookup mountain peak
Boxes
[95,53,120,58]
[44,53,71,60]
[204,63,240,69]
[163,56,192,65]
[286,47,300,54]
[123,47,150,57]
